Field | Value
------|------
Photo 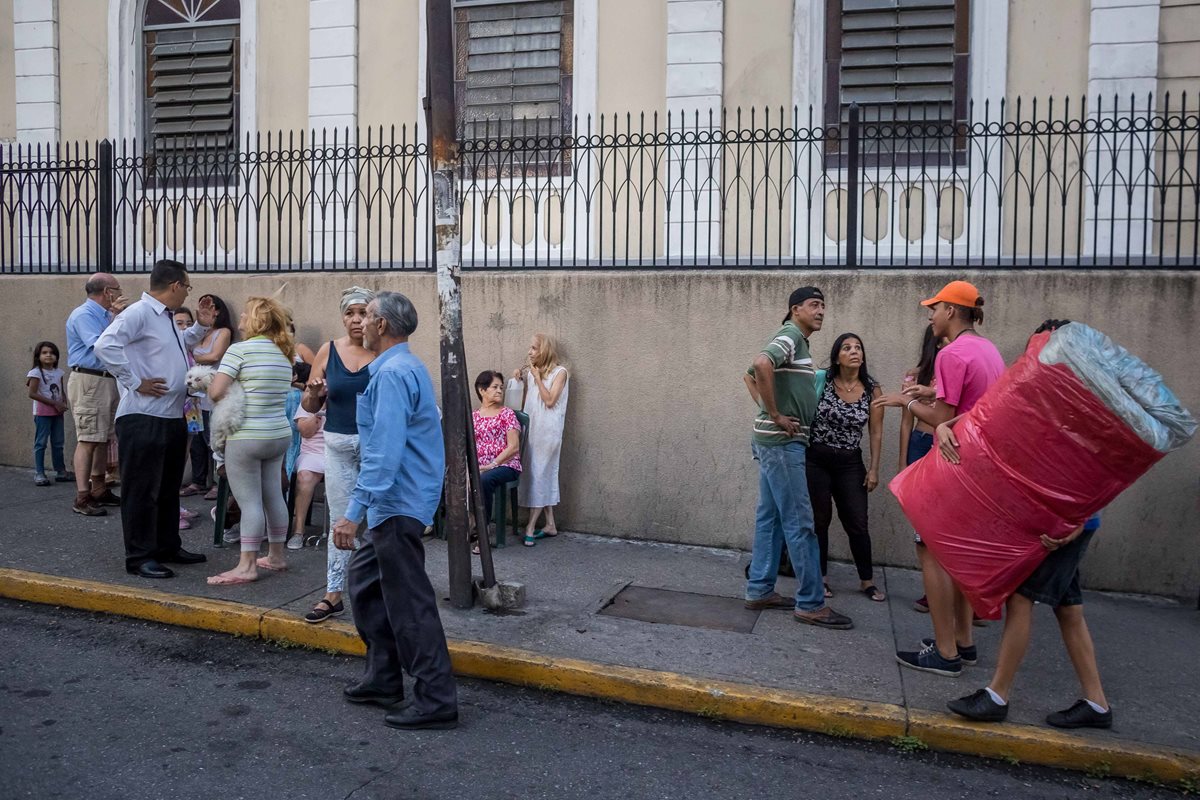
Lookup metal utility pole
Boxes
[427,0,495,608]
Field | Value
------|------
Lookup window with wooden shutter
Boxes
[825,0,969,161]
[142,0,240,172]
[454,0,573,175]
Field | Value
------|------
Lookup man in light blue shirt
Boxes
[331,291,456,730]
[64,272,127,516]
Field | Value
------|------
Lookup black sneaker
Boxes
[921,637,978,665]
[1046,699,1112,729]
[896,643,962,677]
[947,688,1008,722]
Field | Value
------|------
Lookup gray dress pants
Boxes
[347,514,458,715]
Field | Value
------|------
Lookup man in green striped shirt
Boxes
[742,287,852,630]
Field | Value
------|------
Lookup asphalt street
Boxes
[0,599,1181,800]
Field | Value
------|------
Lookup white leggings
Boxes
[225,436,291,553]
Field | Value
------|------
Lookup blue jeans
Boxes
[33,415,65,475]
[746,441,825,612]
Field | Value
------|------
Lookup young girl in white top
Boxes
[26,341,71,487]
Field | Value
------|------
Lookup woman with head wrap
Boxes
[299,286,377,622]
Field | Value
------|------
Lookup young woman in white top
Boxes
[512,333,569,547]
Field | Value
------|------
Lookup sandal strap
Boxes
[313,599,335,611]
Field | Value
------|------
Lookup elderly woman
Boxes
[299,286,376,623]
[471,370,522,554]
[206,297,296,585]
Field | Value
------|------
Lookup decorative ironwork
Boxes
[0,96,1196,273]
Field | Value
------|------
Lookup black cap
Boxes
[783,286,824,324]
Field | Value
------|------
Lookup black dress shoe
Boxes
[383,706,458,730]
[344,683,410,709]
[127,560,175,579]
[161,548,207,565]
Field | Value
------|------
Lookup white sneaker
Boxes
[286,534,304,550]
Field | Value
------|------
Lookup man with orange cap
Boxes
[874,280,1005,676]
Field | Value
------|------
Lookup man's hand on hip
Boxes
[136,377,169,397]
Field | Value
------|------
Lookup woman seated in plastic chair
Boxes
[471,370,522,555]
[287,400,326,550]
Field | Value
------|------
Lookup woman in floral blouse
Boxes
[472,370,523,552]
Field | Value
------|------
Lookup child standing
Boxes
[26,341,72,487]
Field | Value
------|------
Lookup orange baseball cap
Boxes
[921,280,982,308]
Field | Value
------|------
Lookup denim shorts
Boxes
[1017,529,1096,607]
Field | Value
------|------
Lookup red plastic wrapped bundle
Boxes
[889,332,1164,619]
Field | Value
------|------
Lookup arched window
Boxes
[143,0,241,157]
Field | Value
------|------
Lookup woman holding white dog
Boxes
[206,297,296,586]
[299,286,376,622]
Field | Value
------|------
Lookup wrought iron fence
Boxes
[1,95,1197,273]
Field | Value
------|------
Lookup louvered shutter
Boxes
[832,0,964,127]
[455,1,572,141]
[145,24,239,155]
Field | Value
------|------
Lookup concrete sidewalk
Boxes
[1,465,1197,785]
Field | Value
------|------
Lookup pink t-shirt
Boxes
[934,333,1005,414]
[472,406,522,472]
[27,367,64,417]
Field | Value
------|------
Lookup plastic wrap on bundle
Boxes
[890,325,1195,619]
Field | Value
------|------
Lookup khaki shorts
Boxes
[68,371,118,443]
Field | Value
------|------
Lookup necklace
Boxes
[833,378,860,394]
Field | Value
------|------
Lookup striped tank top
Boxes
[217,336,293,441]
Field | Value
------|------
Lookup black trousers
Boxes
[806,442,874,582]
[347,514,458,716]
[116,414,188,570]
[480,465,519,520]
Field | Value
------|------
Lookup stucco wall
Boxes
[0,0,15,140]
[1159,0,1200,101]
[723,0,792,112]
[58,0,107,142]
[2,269,1196,599]
[598,0,666,119]
[359,0,420,131]
[256,0,309,135]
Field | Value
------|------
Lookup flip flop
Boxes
[824,582,834,599]
[255,557,288,572]
[862,585,886,602]
[539,529,558,538]
[523,535,537,547]
[532,529,548,540]
[206,573,257,585]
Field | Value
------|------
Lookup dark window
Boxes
[454,0,573,140]
[824,0,969,162]
[142,0,241,174]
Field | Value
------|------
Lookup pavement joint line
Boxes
[2,566,1198,786]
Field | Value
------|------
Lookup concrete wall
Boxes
[0,0,14,140]
[723,0,792,113]
[1159,0,1200,101]
[2,269,1196,599]
[257,0,309,135]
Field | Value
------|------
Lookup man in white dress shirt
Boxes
[94,260,216,579]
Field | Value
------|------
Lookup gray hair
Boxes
[374,291,418,337]
[84,273,115,296]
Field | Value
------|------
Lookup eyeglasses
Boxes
[178,282,193,292]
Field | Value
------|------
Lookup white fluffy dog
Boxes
[185,365,245,455]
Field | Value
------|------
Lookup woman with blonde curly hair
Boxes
[207,296,297,585]
[511,332,570,547]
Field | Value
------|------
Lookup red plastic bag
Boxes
[889,332,1163,619]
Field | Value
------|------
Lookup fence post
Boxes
[97,140,114,271]
[845,104,860,269]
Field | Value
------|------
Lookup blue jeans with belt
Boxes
[745,441,825,612]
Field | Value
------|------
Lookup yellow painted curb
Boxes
[2,566,1197,786]
[260,610,365,656]
[447,639,907,742]
[0,567,261,637]
[909,710,1200,785]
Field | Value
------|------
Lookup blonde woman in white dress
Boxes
[512,333,569,547]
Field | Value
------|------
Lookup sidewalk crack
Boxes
[883,565,913,736]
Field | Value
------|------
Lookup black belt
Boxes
[73,367,114,379]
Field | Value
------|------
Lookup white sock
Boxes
[1085,698,1108,713]
[985,687,1008,706]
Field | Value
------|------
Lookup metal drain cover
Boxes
[599,585,761,633]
